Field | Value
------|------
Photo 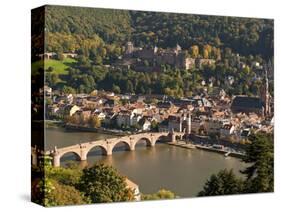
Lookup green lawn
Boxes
[32,58,77,75]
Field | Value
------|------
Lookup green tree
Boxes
[31,177,56,207]
[112,84,121,94]
[242,133,274,193]
[94,55,103,65]
[77,164,134,203]
[47,180,89,206]
[198,169,244,196]
[31,156,56,207]
[150,120,159,131]
[126,80,134,93]
[50,73,59,85]
[46,164,82,187]
[46,66,54,72]
[62,86,76,94]
[57,51,64,61]
[142,189,176,200]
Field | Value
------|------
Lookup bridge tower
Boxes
[52,153,60,167]
[31,148,38,166]
[52,146,60,167]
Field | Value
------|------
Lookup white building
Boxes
[139,118,151,131]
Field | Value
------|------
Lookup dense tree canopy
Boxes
[45,6,131,44]
[35,6,274,98]
[242,133,274,193]
[41,6,273,59]
[77,164,134,203]
[47,180,89,206]
[198,169,244,196]
[130,11,273,59]
[142,189,176,200]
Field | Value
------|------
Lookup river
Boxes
[46,127,248,197]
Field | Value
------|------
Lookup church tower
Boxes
[260,63,271,117]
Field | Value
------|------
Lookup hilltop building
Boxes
[121,42,215,71]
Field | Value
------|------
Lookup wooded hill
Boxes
[43,5,273,59]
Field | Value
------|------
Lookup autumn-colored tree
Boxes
[89,115,101,128]
[203,49,209,59]
[203,44,212,58]
[47,180,89,206]
[190,45,199,58]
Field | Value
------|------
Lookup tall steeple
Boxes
[261,63,271,117]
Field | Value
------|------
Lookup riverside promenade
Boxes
[167,140,245,158]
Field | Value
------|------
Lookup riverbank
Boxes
[167,141,196,149]
[166,141,245,159]
[64,124,127,136]
[195,145,244,159]
[45,120,64,128]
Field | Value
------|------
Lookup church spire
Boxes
[262,63,270,117]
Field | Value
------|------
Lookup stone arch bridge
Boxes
[32,131,184,167]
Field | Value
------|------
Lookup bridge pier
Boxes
[80,148,87,161]
[150,137,156,147]
[170,129,176,143]
[130,145,135,151]
[107,149,112,156]
[130,140,135,151]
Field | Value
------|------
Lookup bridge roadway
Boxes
[32,131,184,167]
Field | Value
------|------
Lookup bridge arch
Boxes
[86,144,108,156]
[133,137,153,149]
[112,140,131,152]
[59,150,82,162]
[153,134,169,145]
